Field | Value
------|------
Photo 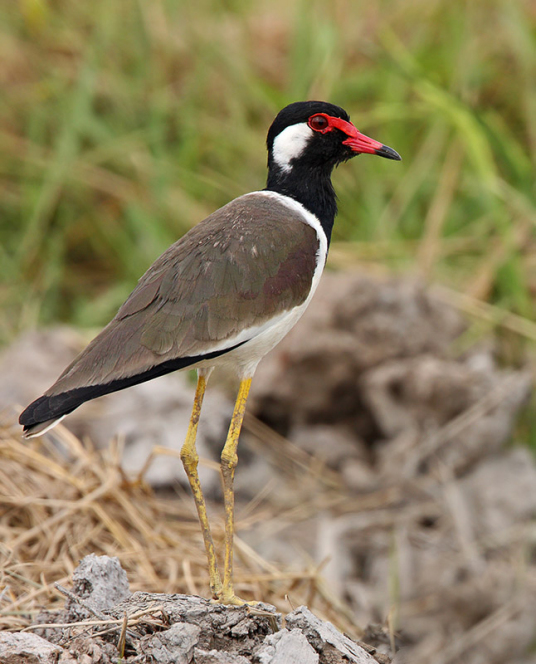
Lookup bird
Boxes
[19,100,401,605]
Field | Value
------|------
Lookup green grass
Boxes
[1,0,536,357]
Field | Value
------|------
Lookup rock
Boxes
[0,632,63,663]
[249,272,531,482]
[140,622,201,664]
[27,555,388,663]
[69,553,131,615]
[195,649,251,664]
[361,355,486,438]
[111,592,281,660]
[285,606,379,663]
[57,637,117,664]
[255,628,319,663]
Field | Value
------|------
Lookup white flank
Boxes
[271,123,312,173]
[193,191,328,378]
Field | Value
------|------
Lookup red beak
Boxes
[342,133,401,160]
[329,116,401,161]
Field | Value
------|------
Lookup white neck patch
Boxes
[272,122,313,173]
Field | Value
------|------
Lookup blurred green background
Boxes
[1,0,536,350]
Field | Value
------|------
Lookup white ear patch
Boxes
[272,122,313,173]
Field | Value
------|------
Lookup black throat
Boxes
[265,162,338,246]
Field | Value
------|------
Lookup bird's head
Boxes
[266,100,401,175]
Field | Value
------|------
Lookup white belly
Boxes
[205,297,314,377]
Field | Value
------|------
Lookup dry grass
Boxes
[0,412,357,636]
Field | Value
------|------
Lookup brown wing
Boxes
[46,194,319,394]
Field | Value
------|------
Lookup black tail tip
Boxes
[19,395,66,438]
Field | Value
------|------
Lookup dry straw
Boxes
[0,409,355,635]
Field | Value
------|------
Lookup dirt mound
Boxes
[3,554,385,663]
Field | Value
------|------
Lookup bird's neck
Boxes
[265,163,337,245]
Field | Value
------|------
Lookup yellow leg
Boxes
[217,377,253,605]
[180,371,222,598]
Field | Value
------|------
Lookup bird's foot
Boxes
[211,591,259,607]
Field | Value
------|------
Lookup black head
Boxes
[266,100,401,175]
[265,100,401,246]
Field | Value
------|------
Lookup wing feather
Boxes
[44,194,319,396]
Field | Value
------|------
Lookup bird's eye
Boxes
[308,114,330,132]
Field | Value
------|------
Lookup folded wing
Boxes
[19,194,319,432]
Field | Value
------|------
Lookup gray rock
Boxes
[0,632,63,663]
[195,649,251,664]
[140,622,201,664]
[285,606,379,663]
[111,592,281,657]
[256,628,319,664]
[69,553,131,614]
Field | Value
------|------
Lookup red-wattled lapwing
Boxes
[19,101,400,605]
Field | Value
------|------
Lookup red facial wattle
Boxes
[307,113,401,161]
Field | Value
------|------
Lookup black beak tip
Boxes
[375,144,402,161]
